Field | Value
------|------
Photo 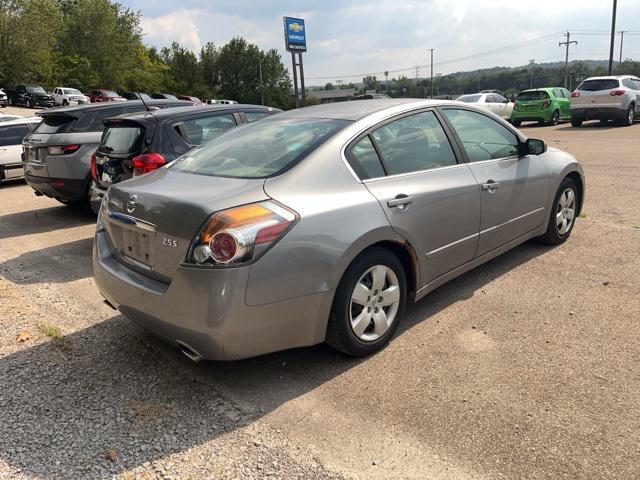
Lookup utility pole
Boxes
[384,71,389,93]
[618,30,626,74]
[336,79,343,90]
[559,32,577,89]
[428,48,435,99]
[529,59,535,89]
[608,0,618,75]
[259,56,264,106]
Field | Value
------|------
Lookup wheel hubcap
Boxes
[349,265,400,342]
[556,188,576,235]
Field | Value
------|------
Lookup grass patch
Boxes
[40,323,62,339]
[579,212,588,219]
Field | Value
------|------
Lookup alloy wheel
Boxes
[556,188,576,235]
[551,111,559,126]
[628,106,635,125]
[349,265,400,342]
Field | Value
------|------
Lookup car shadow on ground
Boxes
[0,237,93,284]
[0,205,96,240]
[554,121,629,132]
[0,240,550,477]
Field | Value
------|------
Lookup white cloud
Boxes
[141,10,202,51]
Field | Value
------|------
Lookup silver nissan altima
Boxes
[93,99,585,361]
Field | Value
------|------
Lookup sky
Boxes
[119,0,640,84]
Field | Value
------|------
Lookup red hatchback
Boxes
[87,89,127,103]
[177,95,204,105]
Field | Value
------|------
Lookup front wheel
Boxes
[622,104,635,126]
[570,118,582,128]
[538,177,578,245]
[512,120,521,127]
[548,110,560,126]
[26,99,32,108]
[326,247,407,357]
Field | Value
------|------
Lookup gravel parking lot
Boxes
[1,116,639,479]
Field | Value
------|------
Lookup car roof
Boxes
[107,104,279,124]
[37,100,194,117]
[581,75,637,81]
[0,116,41,126]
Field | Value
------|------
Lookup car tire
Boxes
[512,120,521,127]
[8,98,12,106]
[26,99,32,108]
[326,247,407,357]
[538,177,579,246]
[622,103,634,127]
[570,118,582,127]
[63,100,68,106]
[548,110,560,126]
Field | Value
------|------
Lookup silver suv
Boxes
[22,100,192,207]
[570,75,640,127]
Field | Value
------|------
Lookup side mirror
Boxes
[524,138,546,155]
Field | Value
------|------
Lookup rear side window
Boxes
[517,91,549,101]
[369,111,458,176]
[457,94,482,103]
[245,111,270,122]
[347,136,385,179]
[0,124,30,146]
[181,114,236,145]
[33,115,77,134]
[577,79,620,91]
[99,126,144,154]
[622,78,638,89]
[552,89,565,98]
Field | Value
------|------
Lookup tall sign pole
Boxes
[608,0,618,75]
[284,17,307,108]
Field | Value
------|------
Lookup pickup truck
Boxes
[87,89,127,103]
[6,85,55,108]
[52,87,90,106]
[0,88,7,108]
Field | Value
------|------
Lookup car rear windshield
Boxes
[33,115,77,134]
[577,79,620,91]
[171,117,351,179]
[517,91,549,101]
[99,125,144,154]
[457,94,482,103]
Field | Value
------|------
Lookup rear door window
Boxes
[0,124,30,146]
[179,113,237,145]
[578,79,620,91]
[33,115,78,134]
[347,136,385,179]
[99,126,144,154]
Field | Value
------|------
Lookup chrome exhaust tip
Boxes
[177,341,203,363]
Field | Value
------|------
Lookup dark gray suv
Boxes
[22,99,192,207]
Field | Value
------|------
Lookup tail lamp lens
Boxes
[188,201,298,266]
[90,153,98,181]
[571,92,580,98]
[47,144,80,155]
[132,153,166,176]
[610,90,625,96]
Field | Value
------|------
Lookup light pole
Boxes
[608,0,618,75]
[259,56,264,105]
[428,49,435,99]
[618,30,626,74]
[529,59,535,89]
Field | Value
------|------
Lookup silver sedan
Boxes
[93,99,585,361]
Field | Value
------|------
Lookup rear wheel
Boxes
[326,247,407,357]
[548,110,560,126]
[622,103,635,126]
[26,99,32,108]
[538,177,578,245]
[62,99,68,106]
[512,120,521,127]
[570,117,582,128]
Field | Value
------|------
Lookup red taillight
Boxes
[571,92,580,98]
[210,232,239,263]
[47,144,81,155]
[90,153,98,181]
[610,90,625,96]
[131,153,166,176]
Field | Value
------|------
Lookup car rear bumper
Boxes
[570,106,627,121]
[0,162,23,180]
[24,173,88,201]
[93,231,333,361]
[511,111,551,122]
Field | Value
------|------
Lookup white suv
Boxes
[570,75,640,127]
[51,87,90,106]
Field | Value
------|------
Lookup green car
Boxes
[511,87,571,126]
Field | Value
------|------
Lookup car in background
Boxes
[511,87,571,127]
[207,99,238,105]
[0,88,7,108]
[177,95,204,105]
[150,93,178,100]
[52,87,91,106]
[88,90,127,103]
[121,92,153,101]
[351,93,391,100]
[570,75,640,127]
[0,116,41,183]
[456,93,514,120]
[89,104,279,212]
[7,85,55,108]
[22,99,192,207]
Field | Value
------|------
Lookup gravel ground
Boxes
[0,118,639,479]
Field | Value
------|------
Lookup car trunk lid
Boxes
[103,168,268,283]
[573,79,623,106]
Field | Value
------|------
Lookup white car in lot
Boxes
[0,117,41,183]
[456,93,514,120]
[0,88,7,108]
[51,87,90,106]
[570,75,640,127]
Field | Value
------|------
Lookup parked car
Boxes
[511,87,571,126]
[456,93,514,119]
[90,104,279,212]
[121,92,153,101]
[88,90,127,103]
[207,99,238,105]
[570,75,640,127]
[0,88,7,108]
[93,99,584,361]
[52,87,91,106]
[177,95,204,105]
[22,99,193,207]
[7,85,55,108]
[150,93,178,100]
[351,94,391,100]
[0,116,41,183]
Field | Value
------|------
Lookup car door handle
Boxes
[481,181,500,192]
[387,195,413,209]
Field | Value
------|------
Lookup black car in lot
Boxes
[90,104,279,212]
[7,84,55,108]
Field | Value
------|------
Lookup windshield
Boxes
[517,91,550,101]
[577,79,620,91]
[457,94,482,103]
[104,91,119,97]
[64,88,82,95]
[172,117,351,179]
[100,126,143,154]
[26,86,47,94]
